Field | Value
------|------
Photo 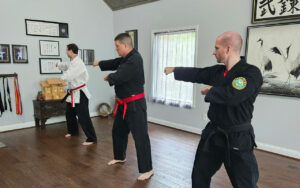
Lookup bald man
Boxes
[165,31,262,188]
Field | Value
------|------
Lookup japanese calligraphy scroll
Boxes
[252,0,300,23]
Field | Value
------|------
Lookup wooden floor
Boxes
[0,117,299,188]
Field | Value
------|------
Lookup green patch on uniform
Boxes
[232,77,247,90]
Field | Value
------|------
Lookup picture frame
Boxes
[83,49,94,65]
[39,58,62,74]
[25,19,69,38]
[246,21,300,98]
[0,44,10,63]
[39,40,60,56]
[126,29,138,50]
[12,45,28,64]
[252,0,300,23]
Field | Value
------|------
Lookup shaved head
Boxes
[114,33,133,48]
[217,31,243,53]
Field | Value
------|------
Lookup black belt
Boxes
[3,78,7,110]
[0,90,4,116]
[6,78,12,112]
[201,122,254,166]
[61,90,70,103]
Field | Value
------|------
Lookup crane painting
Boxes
[246,22,300,98]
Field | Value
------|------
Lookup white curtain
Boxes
[150,29,196,109]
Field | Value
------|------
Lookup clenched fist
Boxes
[164,67,175,75]
[201,86,212,95]
[93,61,99,67]
[104,74,109,81]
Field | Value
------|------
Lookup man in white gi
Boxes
[57,43,97,146]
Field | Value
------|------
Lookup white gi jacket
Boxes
[57,56,91,105]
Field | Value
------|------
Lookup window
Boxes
[150,27,198,108]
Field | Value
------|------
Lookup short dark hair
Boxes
[114,33,133,47]
[67,43,78,54]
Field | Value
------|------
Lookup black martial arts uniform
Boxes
[99,49,153,173]
[174,57,262,188]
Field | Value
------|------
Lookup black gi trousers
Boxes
[192,138,259,188]
[112,98,152,173]
[65,90,97,142]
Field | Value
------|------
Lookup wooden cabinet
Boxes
[33,100,66,128]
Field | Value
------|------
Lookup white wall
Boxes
[0,0,116,130]
[113,0,300,159]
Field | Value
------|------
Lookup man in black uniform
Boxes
[93,33,153,180]
[165,31,262,188]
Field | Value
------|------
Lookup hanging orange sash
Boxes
[14,76,22,115]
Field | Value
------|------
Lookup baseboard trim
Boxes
[148,116,300,160]
[148,117,202,134]
[0,112,100,133]
[256,142,300,160]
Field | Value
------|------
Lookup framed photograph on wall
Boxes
[252,0,300,23]
[25,19,69,38]
[83,49,94,65]
[39,40,60,56]
[126,29,138,50]
[246,21,300,98]
[12,45,28,64]
[0,44,10,63]
[39,58,62,74]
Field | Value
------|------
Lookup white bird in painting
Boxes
[270,45,291,62]
[257,38,272,74]
[270,44,300,84]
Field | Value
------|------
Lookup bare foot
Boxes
[82,142,94,146]
[65,134,71,138]
[138,170,154,181]
[107,159,126,165]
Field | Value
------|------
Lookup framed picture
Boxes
[246,22,300,98]
[25,19,69,38]
[126,29,138,50]
[39,58,62,74]
[252,0,300,23]
[0,44,10,63]
[39,40,60,56]
[83,49,94,65]
[12,45,28,64]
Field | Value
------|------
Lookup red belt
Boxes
[70,84,86,107]
[113,92,145,120]
[14,76,22,115]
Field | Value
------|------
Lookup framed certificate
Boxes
[25,19,69,38]
[39,58,62,74]
[39,40,60,56]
